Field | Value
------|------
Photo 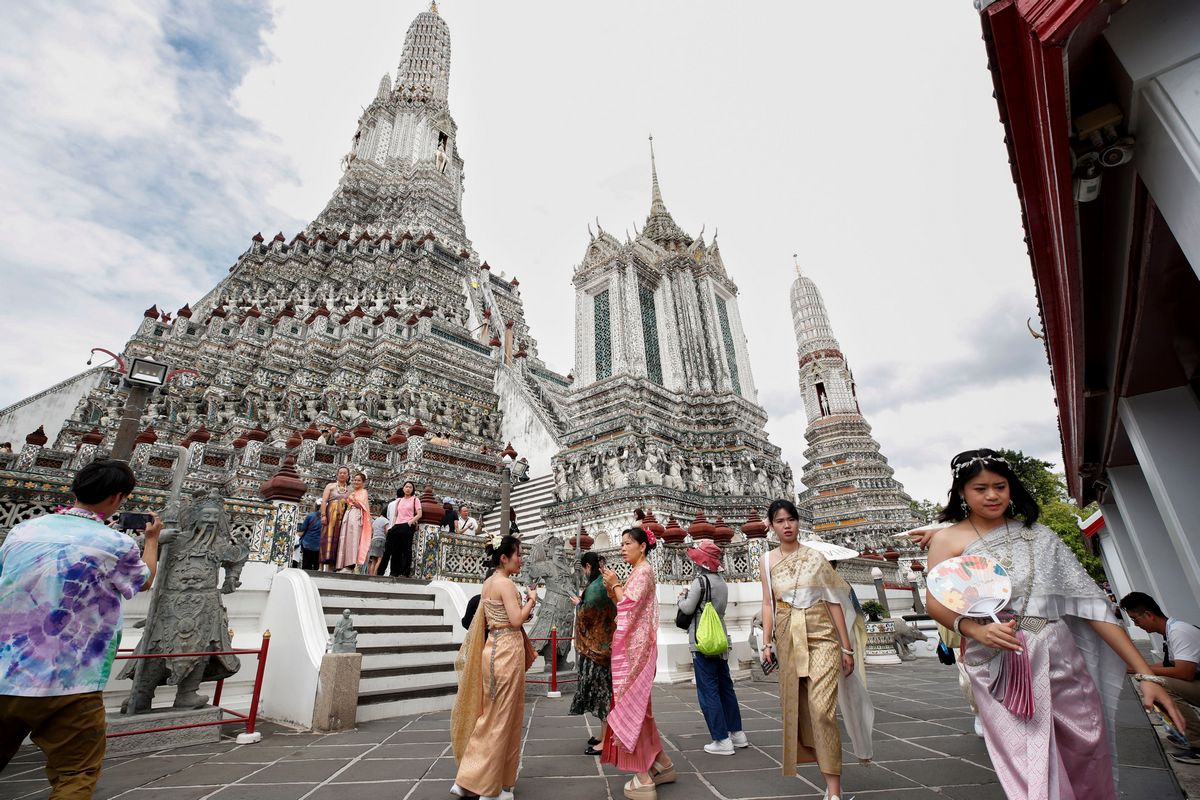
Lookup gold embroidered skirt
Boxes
[776,600,841,776]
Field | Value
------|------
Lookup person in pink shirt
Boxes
[381,481,421,577]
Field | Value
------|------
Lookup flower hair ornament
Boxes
[952,453,1009,479]
[490,534,503,550]
[644,529,657,546]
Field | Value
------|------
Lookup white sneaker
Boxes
[499,789,514,800]
[704,738,735,755]
[974,716,985,738]
[449,784,473,798]
[729,730,750,748]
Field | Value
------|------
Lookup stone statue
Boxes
[525,534,576,672]
[120,491,249,714]
[329,610,358,653]
[892,618,929,662]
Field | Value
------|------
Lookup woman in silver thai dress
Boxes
[922,449,1184,800]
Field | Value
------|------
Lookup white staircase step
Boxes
[359,662,458,692]
[355,681,459,721]
[357,626,453,647]
[323,610,445,627]
[360,643,459,670]
[319,594,436,612]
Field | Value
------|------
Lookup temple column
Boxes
[1108,463,1200,623]
[1095,503,1150,641]
[1118,387,1200,617]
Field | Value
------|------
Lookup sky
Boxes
[0,0,1062,505]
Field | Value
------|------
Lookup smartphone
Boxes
[117,511,153,531]
[761,652,779,676]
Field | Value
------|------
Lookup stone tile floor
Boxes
[0,661,1189,799]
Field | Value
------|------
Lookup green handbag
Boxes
[695,575,730,656]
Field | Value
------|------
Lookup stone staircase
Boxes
[480,473,555,540]
[308,572,461,722]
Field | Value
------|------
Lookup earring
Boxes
[960,498,970,516]
[1009,501,1017,516]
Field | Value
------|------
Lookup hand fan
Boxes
[926,555,1012,623]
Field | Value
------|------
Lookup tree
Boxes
[997,449,1106,583]
[910,499,941,525]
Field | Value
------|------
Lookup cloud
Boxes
[0,0,301,404]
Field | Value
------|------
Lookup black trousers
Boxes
[301,548,319,571]
[380,523,415,577]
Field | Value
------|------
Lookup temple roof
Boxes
[641,136,693,249]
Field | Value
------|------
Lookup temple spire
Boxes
[649,134,667,214]
[793,252,802,277]
[641,135,692,248]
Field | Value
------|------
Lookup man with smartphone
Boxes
[0,458,161,798]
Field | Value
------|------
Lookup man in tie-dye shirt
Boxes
[0,458,161,798]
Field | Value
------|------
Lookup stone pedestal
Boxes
[106,706,222,756]
[312,652,362,732]
[864,619,902,666]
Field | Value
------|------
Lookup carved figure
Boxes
[525,535,575,672]
[120,492,249,714]
[329,610,358,653]
[892,618,929,661]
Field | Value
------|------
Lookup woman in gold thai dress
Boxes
[451,535,538,800]
[760,499,860,800]
[318,465,351,571]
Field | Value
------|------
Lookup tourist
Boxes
[451,535,537,800]
[335,471,372,572]
[678,539,747,755]
[0,458,161,798]
[508,507,520,535]
[367,503,388,576]
[440,498,456,531]
[296,500,322,571]
[381,481,421,577]
[919,449,1184,798]
[570,551,617,756]
[600,527,676,799]
[319,465,352,571]
[455,504,479,536]
[1119,591,1200,764]
[760,498,861,800]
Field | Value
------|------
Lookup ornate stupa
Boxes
[541,138,793,545]
[0,5,567,508]
[789,261,919,549]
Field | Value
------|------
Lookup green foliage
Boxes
[861,600,886,621]
[910,499,942,524]
[995,448,1106,583]
[996,448,1065,506]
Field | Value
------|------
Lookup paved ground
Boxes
[0,661,1189,799]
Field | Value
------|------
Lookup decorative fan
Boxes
[926,555,1012,622]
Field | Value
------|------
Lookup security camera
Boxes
[1099,137,1135,168]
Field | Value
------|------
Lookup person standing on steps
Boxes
[451,535,537,800]
[381,481,420,578]
[601,527,676,800]
[296,500,322,571]
[319,465,351,571]
[677,539,748,756]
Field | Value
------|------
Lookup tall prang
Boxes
[542,139,793,546]
[0,5,568,511]
[790,262,919,549]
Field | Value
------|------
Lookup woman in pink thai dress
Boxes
[600,527,676,800]
[335,471,372,572]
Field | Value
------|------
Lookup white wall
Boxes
[0,368,106,446]
[494,367,560,475]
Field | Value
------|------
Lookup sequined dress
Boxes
[960,522,1124,800]
[451,597,526,796]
